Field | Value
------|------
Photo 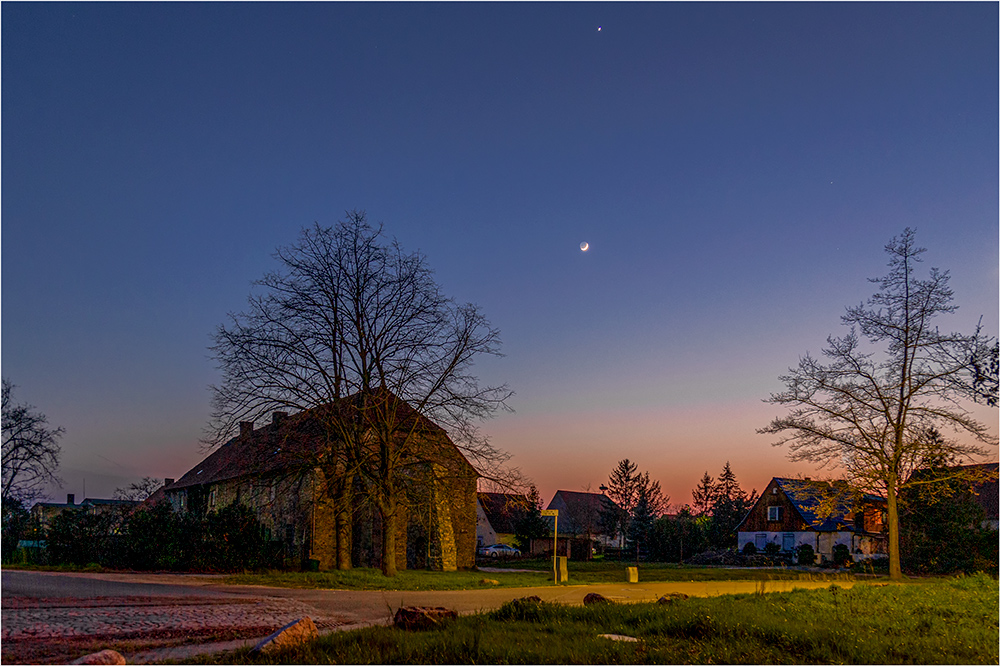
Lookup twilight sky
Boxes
[3,3,997,508]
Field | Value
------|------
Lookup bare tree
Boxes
[2,380,63,505]
[759,229,997,580]
[969,340,998,407]
[208,211,513,576]
[114,477,162,503]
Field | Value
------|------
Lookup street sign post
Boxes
[541,509,559,583]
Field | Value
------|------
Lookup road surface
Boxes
[2,569,853,663]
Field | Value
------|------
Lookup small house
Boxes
[736,477,886,562]
[545,490,620,560]
[31,494,138,531]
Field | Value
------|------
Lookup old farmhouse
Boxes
[164,395,478,571]
[545,490,620,559]
[737,477,886,562]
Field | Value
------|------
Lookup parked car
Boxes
[477,543,521,559]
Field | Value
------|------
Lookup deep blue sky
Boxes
[3,3,997,506]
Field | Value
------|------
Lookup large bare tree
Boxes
[2,379,63,504]
[208,211,513,575]
[759,228,997,580]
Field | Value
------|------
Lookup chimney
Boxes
[67,494,75,505]
[164,478,175,488]
[271,411,287,427]
[239,422,254,438]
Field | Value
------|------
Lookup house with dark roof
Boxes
[737,477,886,562]
[476,492,529,548]
[164,395,479,572]
[544,490,620,560]
[31,494,138,531]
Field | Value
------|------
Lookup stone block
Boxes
[71,650,126,665]
[657,593,689,604]
[393,606,458,630]
[554,555,569,583]
[583,592,611,605]
[252,617,318,655]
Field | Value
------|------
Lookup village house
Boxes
[544,490,620,560]
[163,395,479,572]
[737,477,886,562]
[476,492,529,549]
[30,494,138,531]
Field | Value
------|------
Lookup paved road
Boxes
[2,570,855,663]
[2,570,232,599]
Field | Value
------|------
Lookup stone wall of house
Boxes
[449,472,477,569]
[173,472,327,567]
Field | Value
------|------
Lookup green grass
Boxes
[2,561,107,573]
[194,574,999,664]
[223,567,552,590]
[222,560,856,591]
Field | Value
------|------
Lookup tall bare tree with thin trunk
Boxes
[759,228,997,580]
[208,211,513,575]
[2,380,63,505]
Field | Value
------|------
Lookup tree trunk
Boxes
[886,480,902,580]
[335,488,353,570]
[381,502,398,577]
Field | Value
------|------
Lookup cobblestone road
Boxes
[2,595,347,641]
[2,586,353,664]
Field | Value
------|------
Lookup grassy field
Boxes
[196,574,998,664]
[222,560,859,591]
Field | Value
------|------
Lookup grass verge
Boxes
[193,574,999,664]
[221,561,858,590]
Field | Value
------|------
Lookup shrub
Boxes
[796,543,815,565]
[200,503,278,571]
[2,498,31,562]
[46,509,118,566]
[763,541,780,557]
[741,542,757,556]
[832,543,852,566]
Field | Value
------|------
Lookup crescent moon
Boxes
[580,242,589,251]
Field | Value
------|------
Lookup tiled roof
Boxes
[478,492,529,534]
[546,490,619,535]
[81,498,138,507]
[774,478,885,533]
[32,498,136,510]
[169,392,470,491]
